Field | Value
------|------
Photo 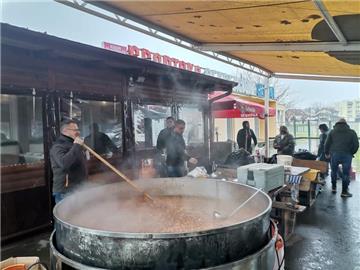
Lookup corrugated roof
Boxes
[83,0,360,80]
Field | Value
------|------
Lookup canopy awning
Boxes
[210,92,276,119]
[63,0,360,81]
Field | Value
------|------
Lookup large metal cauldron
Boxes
[50,221,278,269]
[53,178,272,269]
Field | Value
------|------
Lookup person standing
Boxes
[155,116,175,177]
[156,116,175,151]
[85,123,118,155]
[165,119,198,177]
[50,120,87,203]
[273,126,295,155]
[317,124,329,161]
[324,118,359,197]
[317,124,330,179]
[236,121,257,154]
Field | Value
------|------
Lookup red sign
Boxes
[102,42,128,54]
[102,42,202,73]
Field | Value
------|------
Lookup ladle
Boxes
[213,188,262,219]
[82,143,155,202]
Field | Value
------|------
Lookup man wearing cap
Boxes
[325,118,359,197]
[273,126,295,155]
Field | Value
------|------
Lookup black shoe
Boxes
[341,191,352,197]
[332,185,337,193]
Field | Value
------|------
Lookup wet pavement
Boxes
[1,231,51,266]
[285,177,360,270]
[1,178,360,269]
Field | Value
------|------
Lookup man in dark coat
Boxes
[317,123,329,161]
[165,119,197,177]
[50,120,87,203]
[325,118,359,197]
[155,116,175,177]
[85,123,117,155]
[236,121,257,154]
[317,123,330,179]
[156,116,175,151]
[273,126,295,155]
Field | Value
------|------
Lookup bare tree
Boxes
[235,70,297,108]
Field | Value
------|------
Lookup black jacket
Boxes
[165,132,190,166]
[317,132,328,161]
[237,128,257,153]
[273,133,295,155]
[324,122,359,156]
[50,134,87,193]
[156,127,173,151]
[85,132,117,155]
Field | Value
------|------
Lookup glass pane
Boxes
[60,97,123,180]
[178,105,204,145]
[133,104,171,149]
[61,98,123,151]
[1,94,45,193]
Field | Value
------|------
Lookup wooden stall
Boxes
[0,23,236,242]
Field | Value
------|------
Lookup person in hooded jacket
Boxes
[324,118,359,197]
[236,121,257,154]
[273,126,295,155]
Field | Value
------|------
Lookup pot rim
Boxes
[53,179,272,239]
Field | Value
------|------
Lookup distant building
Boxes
[313,107,339,123]
[336,100,360,122]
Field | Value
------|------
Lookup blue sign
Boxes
[256,83,275,99]
[256,83,265,97]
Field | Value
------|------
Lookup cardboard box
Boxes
[215,166,237,180]
[1,257,47,270]
[292,159,328,173]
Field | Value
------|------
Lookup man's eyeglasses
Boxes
[66,128,80,131]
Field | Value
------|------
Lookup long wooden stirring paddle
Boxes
[82,143,155,202]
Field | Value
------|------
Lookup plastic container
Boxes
[237,163,285,192]
[277,155,293,166]
[2,264,26,270]
[0,257,47,270]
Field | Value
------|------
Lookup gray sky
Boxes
[2,0,359,109]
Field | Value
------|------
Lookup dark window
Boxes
[60,97,123,179]
[1,94,45,193]
[179,105,204,145]
[60,98,123,151]
[133,104,171,149]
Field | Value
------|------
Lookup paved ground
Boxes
[2,178,360,269]
[1,230,51,266]
[285,178,360,270]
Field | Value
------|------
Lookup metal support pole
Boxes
[307,119,311,152]
[208,88,233,162]
[293,118,297,138]
[265,77,270,158]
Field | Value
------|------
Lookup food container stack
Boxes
[237,163,285,192]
